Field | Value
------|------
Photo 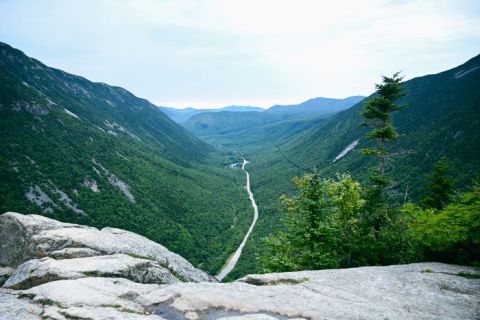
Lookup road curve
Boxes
[216,158,259,281]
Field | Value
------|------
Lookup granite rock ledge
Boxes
[1,212,479,320]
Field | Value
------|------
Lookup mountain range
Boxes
[181,96,364,146]
[160,96,364,124]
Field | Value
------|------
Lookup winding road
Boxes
[216,158,259,281]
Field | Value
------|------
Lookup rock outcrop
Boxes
[1,212,479,320]
[0,289,42,320]
[0,212,214,283]
[3,254,179,289]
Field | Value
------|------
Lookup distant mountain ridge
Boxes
[180,96,365,141]
[266,96,365,115]
[159,105,263,123]
[160,96,365,123]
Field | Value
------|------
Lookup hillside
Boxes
[0,42,252,274]
[212,55,480,278]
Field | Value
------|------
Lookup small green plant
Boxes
[422,268,435,273]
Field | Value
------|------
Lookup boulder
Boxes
[0,212,214,282]
[3,254,179,289]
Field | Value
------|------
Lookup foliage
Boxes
[343,73,418,266]
[260,172,366,272]
[422,156,455,210]
[406,178,480,265]
[326,173,366,267]
[261,169,421,273]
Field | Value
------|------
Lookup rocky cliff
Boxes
[1,212,479,320]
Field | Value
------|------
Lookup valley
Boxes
[1,2,479,318]
[1,41,479,280]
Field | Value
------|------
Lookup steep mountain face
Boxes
[0,42,252,274]
[159,105,263,123]
[206,55,480,278]
[181,96,364,146]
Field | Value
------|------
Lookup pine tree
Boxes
[357,73,417,265]
[359,72,406,229]
[361,72,406,185]
[422,156,455,210]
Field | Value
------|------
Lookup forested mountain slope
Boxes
[226,54,480,278]
[0,42,251,274]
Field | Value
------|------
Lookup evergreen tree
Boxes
[359,72,406,226]
[357,73,418,265]
[361,72,406,185]
[422,156,455,210]
[260,172,364,272]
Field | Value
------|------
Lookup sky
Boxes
[1,0,479,109]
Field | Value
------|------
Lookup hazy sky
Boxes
[1,0,479,108]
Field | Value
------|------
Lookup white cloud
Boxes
[0,0,479,108]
